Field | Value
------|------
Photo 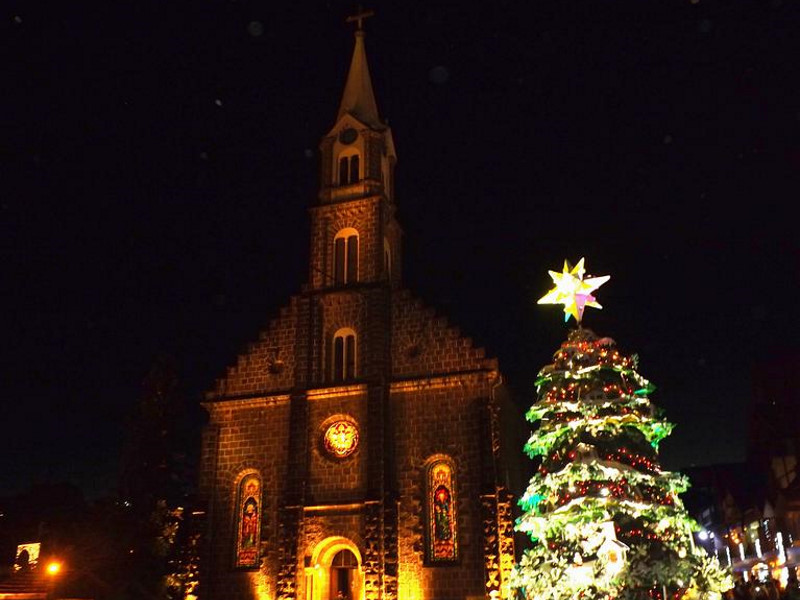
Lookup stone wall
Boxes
[206,300,300,399]
[392,378,494,600]
[200,397,291,600]
[391,290,497,378]
[306,391,369,504]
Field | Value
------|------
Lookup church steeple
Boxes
[310,11,400,292]
[337,10,381,128]
[318,10,396,207]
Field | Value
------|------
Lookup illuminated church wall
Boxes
[206,297,300,397]
[307,395,368,503]
[308,198,387,291]
[198,20,515,600]
[200,397,292,598]
[392,381,496,600]
[390,290,492,379]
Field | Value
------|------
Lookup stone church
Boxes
[199,19,517,600]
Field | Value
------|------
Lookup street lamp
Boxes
[46,561,62,576]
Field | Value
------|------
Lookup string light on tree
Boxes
[512,258,732,600]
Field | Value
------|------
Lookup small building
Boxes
[684,353,800,587]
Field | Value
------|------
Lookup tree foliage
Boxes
[512,328,732,600]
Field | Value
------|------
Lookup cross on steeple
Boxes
[337,5,380,127]
[346,7,374,31]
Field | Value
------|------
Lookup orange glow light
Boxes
[323,420,359,458]
[46,561,61,575]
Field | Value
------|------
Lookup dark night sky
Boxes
[4,1,799,498]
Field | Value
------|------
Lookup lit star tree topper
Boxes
[538,258,610,323]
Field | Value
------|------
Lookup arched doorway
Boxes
[306,537,364,600]
[329,549,358,600]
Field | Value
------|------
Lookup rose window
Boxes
[323,420,359,459]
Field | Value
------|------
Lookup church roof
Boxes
[337,30,381,129]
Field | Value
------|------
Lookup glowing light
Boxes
[739,542,746,561]
[777,532,786,562]
[514,327,732,600]
[776,567,788,589]
[537,258,610,323]
[698,530,709,541]
[427,460,458,562]
[567,564,595,587]
[323,420,359,458]
[399,568,424,600]
[756,539,763,558]
[14,543,40,572]
[236,475,262,568]
[248,569,270,600]
[46,561,61,576]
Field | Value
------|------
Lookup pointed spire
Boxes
[337,11,381,128]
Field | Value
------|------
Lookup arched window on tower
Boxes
[331,328,357,382]
[234,472,262,568]
[338,150,360,186]
[424,457,459,564]
[334,228,359,285]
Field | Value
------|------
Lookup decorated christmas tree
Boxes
[512,259,731,600]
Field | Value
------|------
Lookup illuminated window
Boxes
[425,457,459,563]
[338,151,360,185]
[234,473,262,568]
[334,228,359,285]
[332,328,356,382]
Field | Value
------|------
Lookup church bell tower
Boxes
[310,12,400,296]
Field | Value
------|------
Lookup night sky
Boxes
[5,1,799,498]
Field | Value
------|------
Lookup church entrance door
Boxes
[307,537,363,600]
[329,549,358,600]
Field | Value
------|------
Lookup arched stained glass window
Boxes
[425,458,458,563]
[235,473,262,568]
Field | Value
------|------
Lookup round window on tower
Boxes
[322,418,359,459]
[339,128,358,145]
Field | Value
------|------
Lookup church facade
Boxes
[198,23,516,600]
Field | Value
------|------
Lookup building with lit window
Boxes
[197,20,517,600]
[684,353,800,587]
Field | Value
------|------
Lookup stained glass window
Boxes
[426,459,458,563]
[323,420,359,459]
[235,473,262,568]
